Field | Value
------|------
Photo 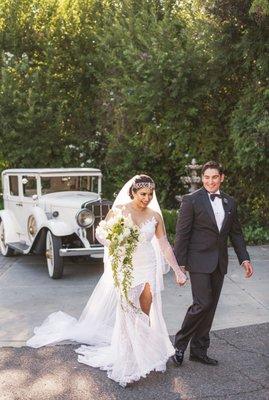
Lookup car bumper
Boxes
[59,246,104,257]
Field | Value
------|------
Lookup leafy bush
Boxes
[162,208,178,243]
[243,225,269,245]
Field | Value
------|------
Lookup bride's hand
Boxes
[175,270,187,286]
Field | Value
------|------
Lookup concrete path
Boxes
[0,246,268,347]
[0,246,268,399]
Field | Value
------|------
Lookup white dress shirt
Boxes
[208,190,225,232]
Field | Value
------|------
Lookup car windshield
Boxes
[41,176,98,194]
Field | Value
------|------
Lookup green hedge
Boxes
[243,225,269,245]
[0,0,268,234]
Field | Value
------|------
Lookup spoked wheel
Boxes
[0,220,15,256]
[45,230,63,279]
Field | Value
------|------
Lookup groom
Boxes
[173,161,253,366]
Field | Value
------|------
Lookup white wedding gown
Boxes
[27,217,175,386]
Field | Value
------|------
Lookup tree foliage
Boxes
[0,0,268,228]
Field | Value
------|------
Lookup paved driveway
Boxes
[0,245,268,347]
[0,323,268,400]
[0,246,268,400]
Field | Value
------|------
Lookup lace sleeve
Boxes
[157,235,187,284]
[95,229,108,246]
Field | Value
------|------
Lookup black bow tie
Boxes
[210,193,222,202]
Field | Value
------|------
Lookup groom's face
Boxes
[202,168,224,193]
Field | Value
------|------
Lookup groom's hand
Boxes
[242,260,254,278]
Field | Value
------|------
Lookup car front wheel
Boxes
[45,230,63,279]
[0,220,15,257]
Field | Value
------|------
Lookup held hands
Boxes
[242,260,254,278]
[175,268,188,286]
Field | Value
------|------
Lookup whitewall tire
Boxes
[0,220,15,257]
[45,230,63,279]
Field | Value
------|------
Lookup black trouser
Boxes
[174,264,224,356]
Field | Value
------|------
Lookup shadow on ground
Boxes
[0,323,268,400]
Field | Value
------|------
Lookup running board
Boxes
[8,242,30,254]
[59,247,104,257]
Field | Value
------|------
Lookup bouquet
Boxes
[96,208,142,304]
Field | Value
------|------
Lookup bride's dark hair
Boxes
[129,175,155,199]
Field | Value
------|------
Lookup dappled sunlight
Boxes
[172,376,191,398]
[0,346,122,399]
[28,373,67,398]
[70,374,107,398]
[0,369,30,390]
[1,328,268,400]
[0,346,188,399]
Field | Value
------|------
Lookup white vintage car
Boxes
[0,168,112,278]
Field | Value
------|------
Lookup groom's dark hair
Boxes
[202,161,224,175]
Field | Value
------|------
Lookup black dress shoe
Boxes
[172,349,184,366]
[189,354,218,365]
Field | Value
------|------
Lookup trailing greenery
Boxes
[0,0,268,237]
[96,211,140,305]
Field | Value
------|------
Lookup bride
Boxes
[27,174,187,387]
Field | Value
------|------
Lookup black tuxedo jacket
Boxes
[174,187,250,274]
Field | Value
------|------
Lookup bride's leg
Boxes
[139,283,152,316]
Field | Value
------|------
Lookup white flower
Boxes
[118,234,124,242]
[123,227,131,237]
[5,51,14,59]
[125,216,134,229]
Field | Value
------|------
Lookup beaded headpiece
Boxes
[132,181,155,190]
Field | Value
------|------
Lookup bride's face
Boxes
[133,188,154,209]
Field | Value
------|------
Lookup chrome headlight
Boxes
[76,209,95,228]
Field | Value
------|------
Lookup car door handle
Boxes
[16,203,23,207]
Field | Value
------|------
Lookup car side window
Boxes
[9,176,19,196]
[22,176,37,197]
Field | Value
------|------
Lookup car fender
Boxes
[42,220,74,237]
[30,207,48,230]
[0,210,20,243]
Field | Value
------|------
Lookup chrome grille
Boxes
[85,200,112,244]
